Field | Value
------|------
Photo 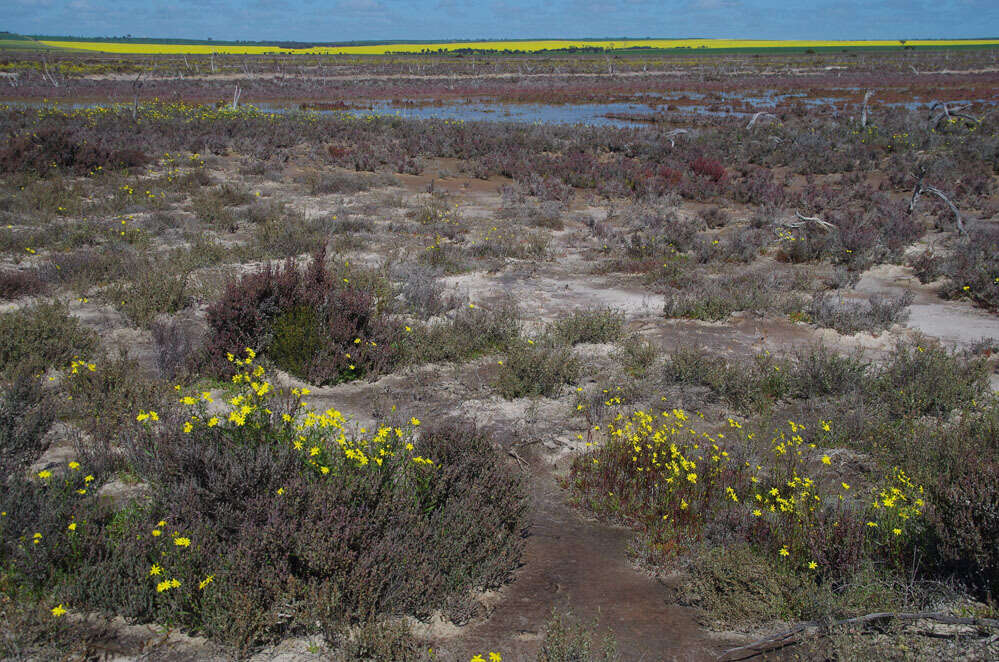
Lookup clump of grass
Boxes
[0,301,96,376]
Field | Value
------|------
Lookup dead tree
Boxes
[41,56,60,88]
[930,101,979,128]
[908,170,967,236]
[861,90,874,128]
[231,85,241,110]
[664,128,689,148]
[130,70,144,120]
[746,112,777,130]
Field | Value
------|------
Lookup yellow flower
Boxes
[68,461,80,470]
[821,455,831,465]
[808,561,818,570]
[841,482,850,490]
[489,654,502,662]
[779,546,790,557]
[68,522,77,531]
[37,470,52,479]
[156,580,172,593]
[149,564,163,576]
[183,421,194,434]
[410,417,420,426]
[173,537,191,547]
[198,575,214,590]
[471,656,485,662]
[892,528,902,536]
[50,604,67,617]
[152,529,161,537]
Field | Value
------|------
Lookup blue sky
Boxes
[6,0,999,42]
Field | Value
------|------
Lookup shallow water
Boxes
[9,94,996,127]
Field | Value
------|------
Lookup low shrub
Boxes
[0,301,96,376]
[537,610,618,662]
[550,308,625,346]
[0,128,147,176]
[496,340,579,399]
[205,247,401,384]
[103,260,191,329]
[807,291,914,336]
[404,301,521,365]
[0,366,55,470]
[0,268,48,300]
[0,356,528,652]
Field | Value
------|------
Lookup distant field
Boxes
[35,37,999,55]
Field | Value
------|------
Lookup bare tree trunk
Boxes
[232,85,241,110]
[861,90,874,128]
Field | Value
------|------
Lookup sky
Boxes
[6,0,999,42]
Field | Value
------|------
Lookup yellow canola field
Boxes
[38,38,999,55]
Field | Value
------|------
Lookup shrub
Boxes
[205,247,401,384]
[103,260,191,329]
[689,157,726,183]
[0,366,54,470]
[613,335,659,378]
[807,292,914,335]
[496,340,579,399]
[937,224,999,312]
[1,359,528,652]
[550,308,625,346]
[404,301,520,365]
[0,268,48,300]
[663,270,805,321]
[537,610,618,662]
[0,128,147,176]
[0,301,96,376]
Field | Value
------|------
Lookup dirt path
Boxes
[440,464,731,662]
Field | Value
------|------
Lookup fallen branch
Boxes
[718,611,999,661]
[774,211,838,234]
